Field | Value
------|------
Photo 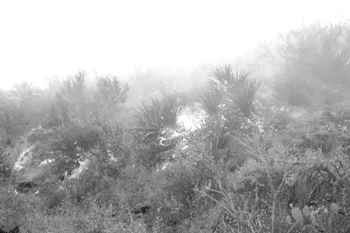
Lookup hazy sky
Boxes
[0,0,349,90]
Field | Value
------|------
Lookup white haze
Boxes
[0,0,349,90]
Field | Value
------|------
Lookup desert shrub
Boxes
[133,95,187,143]
[45,190,68,211]
[52,124,101,157]
[91,76,129,122]
[211,65,248,87]
[0,145,12,180]
[93,76,129,110]
[51,71,128,151]
[0,83,48,140]
[259,21,350,107]
[0,91,26,138]
[0,183,44,231]
[209,65,261,117]
[116,165,154,207]
[108,164,167,231]
[191,110,350,233]
[20,199,138,233]
[272,76,323,109]
[99,126,146,177]
[199,85,224,116]
[271,107,350,157]
[155,117,254,231]
[135,98,349,232]
[162,163,210,224]
[280,22,350,87]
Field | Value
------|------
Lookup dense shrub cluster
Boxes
[2,20,350,233]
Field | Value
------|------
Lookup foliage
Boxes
[52,124,101,157]
[211,65,249,88]
[0,149,12,180]
[4,21,350,233]
[208,65,261,117]
[199,85,224,116]
[133,95,187,142]
[286,204,350,233]
[260,21,350,108]
[94,76,128,104]
[60,71,87,101]
[93,76,129,121]
[51,71,128,128]
[45,72,130,181]
[0,82,50,150]
[227,80,260,117]
[272,76,322,109]
[279,21,350,82]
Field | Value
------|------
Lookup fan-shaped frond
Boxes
[133,95,187,142]
[199,88,224,116]
[272,76,322,109]
[211,65,249,88]
[227,80,260,117]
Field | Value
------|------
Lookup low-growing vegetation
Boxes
[1,21,350,233]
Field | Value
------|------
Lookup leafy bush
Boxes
[0,91,27,138]
[52,124,101,156]
[259,21,350,107]
[92,76,129,122]
[0,144,12,180]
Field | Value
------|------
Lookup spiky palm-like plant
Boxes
[133,98,163,142]
[133,95,187,142]
[314,52,350,105]
[199,86,224,116]
[272,76,322,109]
[211,65,248,88]
[227,80,260,117]
[161,95,188,128]
[211,65,260,117]
[322,52,350,86]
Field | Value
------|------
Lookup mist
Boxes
[1,1,349,90]
[2,1,350,233]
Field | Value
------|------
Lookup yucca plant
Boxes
[227,80,260,117]
[133,95,187,142]
[211,65,248,88]
[133,99,163,142]
[315,51,350,105]
[161,95,188,128]
[272,76,322,110]
[211,65,260,117]
[313,49,350,86]
[199,85,224,116]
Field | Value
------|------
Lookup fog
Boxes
[1,0,349,90]
[2,3,350,232]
